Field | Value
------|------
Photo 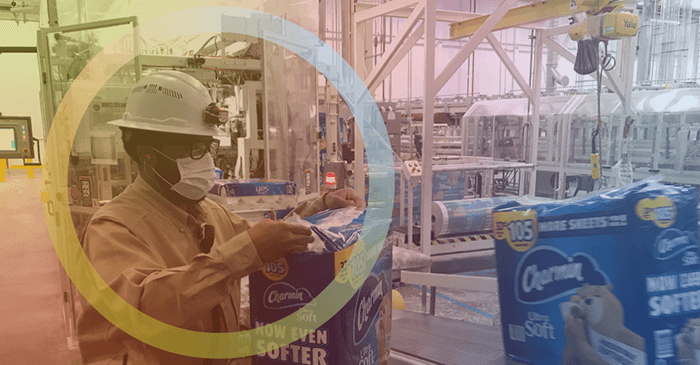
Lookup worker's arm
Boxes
[288,188,365,219]
[81,218,263,330]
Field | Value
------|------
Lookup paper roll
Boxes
[431,197,517,237]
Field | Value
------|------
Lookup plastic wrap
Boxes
[494,178,700,365]
[431,197,517,237]
[431,196,554,237]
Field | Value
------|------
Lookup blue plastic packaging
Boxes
[494,178,700,365]
[251,209,392,365]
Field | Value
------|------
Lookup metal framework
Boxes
[352,0,637,254]
[0,0,40,23]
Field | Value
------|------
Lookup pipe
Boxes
[388,351,435,365]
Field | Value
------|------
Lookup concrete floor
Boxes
[0,171,83,364]
[394,270,501,328]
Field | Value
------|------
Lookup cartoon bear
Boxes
[676,317,700,364]
[563,305,608,365]
[375,293,391,365]
[562,283,645,365]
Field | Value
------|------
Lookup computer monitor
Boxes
[0,116,34,159]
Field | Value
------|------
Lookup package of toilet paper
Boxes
[207,179,298,212]
[494,178,699,365]
[250,208,392,365]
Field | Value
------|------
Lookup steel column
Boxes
[365,3,425,93]
[486,33,535,103]
[354,0,419,24]
[528,30,544,196]
[420,0,435,256]
[433,0,520,97]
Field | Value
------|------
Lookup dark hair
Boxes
[121,127,207,168]
[120,127,144,169]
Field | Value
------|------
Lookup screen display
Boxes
[0,128,16,152]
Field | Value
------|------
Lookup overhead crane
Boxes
[449,0,632,40]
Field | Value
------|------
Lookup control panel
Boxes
[0,116,34,159]
[402,160,422,182]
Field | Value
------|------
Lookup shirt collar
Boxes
[130,175,194,228]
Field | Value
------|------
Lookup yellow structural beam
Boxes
[0,159,5,182]
[8,159,43,179]
[450,0,581,39]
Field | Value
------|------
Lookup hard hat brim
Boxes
[108,118,229,137]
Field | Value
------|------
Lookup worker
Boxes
[76,70,363,365]
[413,128,423,157]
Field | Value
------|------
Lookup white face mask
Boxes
[150,147,216,201]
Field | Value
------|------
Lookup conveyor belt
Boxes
[431,234,494,246]
[429,233,495,256]
[390,309,509,365]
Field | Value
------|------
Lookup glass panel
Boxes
[262,0,320,197]
[608,125,619,166]
[285,54,319,196]
[45,23,137,120]
[659,115,681,169]
[536,116,549,163]
[628,115,658,169]
[463,117,478,156]
[40,21,139,204]
[494,115,524,161]
[464,95,571,117]
[685,115,700,171]
[475,116,494,157]
[263,40,286,181]
[571,93,621,117]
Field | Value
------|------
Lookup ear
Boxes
[136,145,154,165]
[605,283,613,292]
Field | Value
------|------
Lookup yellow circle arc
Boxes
[42,6,394,360]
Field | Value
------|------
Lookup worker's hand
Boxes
[325,188,365,210]
[247,220,314,262]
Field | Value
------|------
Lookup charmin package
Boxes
[250,208,392,365]
[207,179,297,213]
[494,178,700,365]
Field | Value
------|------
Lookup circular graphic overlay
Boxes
[42,6,394,359]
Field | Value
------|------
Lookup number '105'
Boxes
[506,220,534,242]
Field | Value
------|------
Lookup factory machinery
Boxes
[386,86,700,258]
[461,88,700,199]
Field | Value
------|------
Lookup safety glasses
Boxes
[152,138,220,160]
[190,139,220,160]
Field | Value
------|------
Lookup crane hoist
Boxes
[450,0,639,181]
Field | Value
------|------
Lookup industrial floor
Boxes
[394,269,501,328]
[0,171,83,364]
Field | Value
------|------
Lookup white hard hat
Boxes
[108,70,228,137]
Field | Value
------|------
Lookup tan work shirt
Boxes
[77,176,326,365]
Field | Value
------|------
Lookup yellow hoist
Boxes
[570,0,639,180]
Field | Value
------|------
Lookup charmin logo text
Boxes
[353,272,388,345]
[263,282,316,309]
[515,247,608,304]
[654,229,699,260]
